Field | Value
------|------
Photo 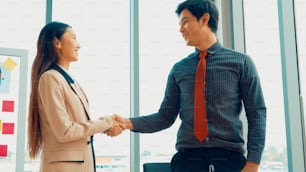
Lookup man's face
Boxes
[178,9,203,46]
[179,9,214,48]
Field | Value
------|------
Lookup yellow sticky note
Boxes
[2,57,17,71]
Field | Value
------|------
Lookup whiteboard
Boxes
[0,47,28,172]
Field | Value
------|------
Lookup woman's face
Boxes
[55,27,81,68]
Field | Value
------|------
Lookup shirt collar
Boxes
[56,63,75,81]
[193,41,222,58]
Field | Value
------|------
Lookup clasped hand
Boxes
[105,114,126,137]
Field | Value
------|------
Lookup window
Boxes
[52,1,130,171]
[138,0,193,169]
[244,0,288,171]
[295,0,306,159]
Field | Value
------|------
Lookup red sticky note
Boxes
[2,100,15,112]
[2,122,14,134]
[0,145,8,157]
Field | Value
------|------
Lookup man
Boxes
[109,0,266,171]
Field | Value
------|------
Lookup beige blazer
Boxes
[37,69,113,172]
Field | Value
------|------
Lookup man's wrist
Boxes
[124,118,134,130]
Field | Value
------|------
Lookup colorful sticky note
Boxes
[0,120,2,132]
[0,145,8,157]
[2,122,14,134]
[2,100,14,112]
[2,57,17,71]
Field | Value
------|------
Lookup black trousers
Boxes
[171,148,246,172]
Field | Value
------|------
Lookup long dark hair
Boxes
[28,21,71,159]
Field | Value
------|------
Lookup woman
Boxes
[28,21,123,172]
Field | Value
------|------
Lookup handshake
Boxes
[105,114,132,137]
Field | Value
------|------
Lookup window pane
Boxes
[295,0,306,157]
[138,0,193,169]
[53,1,130,171]
[244,0,288,171]
[0,1,44,172]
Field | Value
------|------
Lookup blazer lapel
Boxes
[70,83,91,120]
[50,64,91,120]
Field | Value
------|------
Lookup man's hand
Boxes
[241,161,259,172]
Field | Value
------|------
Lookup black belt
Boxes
[180,147,241,157]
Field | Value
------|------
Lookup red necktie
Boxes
[194,51,208,142]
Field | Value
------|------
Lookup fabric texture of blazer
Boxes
[37,68,113,172]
